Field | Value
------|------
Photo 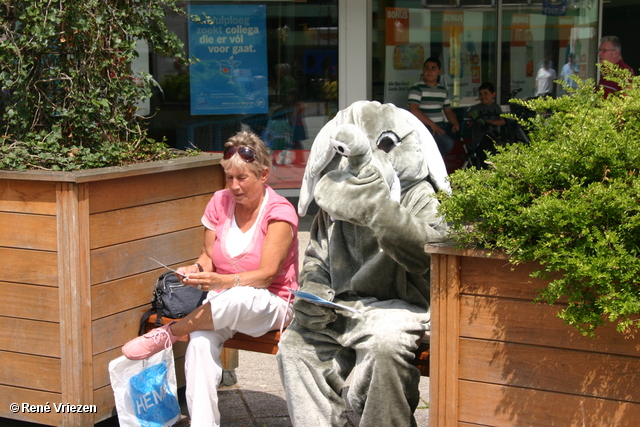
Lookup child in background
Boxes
[466,82,506,168]
[408,57,460,156]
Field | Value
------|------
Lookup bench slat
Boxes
[144,313,429,376]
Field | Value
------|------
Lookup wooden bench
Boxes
[145,313,430,376]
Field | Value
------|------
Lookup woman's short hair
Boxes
[221,130,272,176]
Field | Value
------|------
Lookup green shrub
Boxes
[438,63,640,336]
[0,0,198,171]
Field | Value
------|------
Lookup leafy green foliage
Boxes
[0,0,198,170]
[438,63,640,336]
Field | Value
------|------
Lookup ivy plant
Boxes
[438,63,640,336]
[0,0,197,171]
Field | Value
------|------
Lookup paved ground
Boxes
[212,348,431,427]
[2,202,431,427]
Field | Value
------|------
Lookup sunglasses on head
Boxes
[223,145,256,163]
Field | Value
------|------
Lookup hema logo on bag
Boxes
[129,361,180,426]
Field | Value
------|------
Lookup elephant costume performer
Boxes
[277,101,450,426]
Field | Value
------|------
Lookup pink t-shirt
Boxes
[201,185,299,300]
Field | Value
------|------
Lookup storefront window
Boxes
[501,0,598,104]
[373,1,498,108]
[373,0,598,106]
[144,0,338,190]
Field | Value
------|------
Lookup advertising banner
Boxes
[188,5,268,115]
[384,8,428,107]
[442,11,482,105]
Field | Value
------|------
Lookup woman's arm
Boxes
[184,221,294,291]
[175,228,217,278]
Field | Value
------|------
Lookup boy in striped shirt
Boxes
[408,57,460,156]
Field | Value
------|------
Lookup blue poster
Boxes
[543,0,566,16]
[188,5,268,115]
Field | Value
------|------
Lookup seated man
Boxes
[466,82,506,168]
[408,57,461,157]
[277,101,450,426]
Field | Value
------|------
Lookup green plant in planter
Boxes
[0,0,198,171]
[438,62,640,336]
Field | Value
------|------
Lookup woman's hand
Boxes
[175,264,200,279]
[182,272,217,291]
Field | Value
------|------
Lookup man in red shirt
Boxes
[598,35,635,97]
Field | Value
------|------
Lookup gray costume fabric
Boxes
[277,101,449,426]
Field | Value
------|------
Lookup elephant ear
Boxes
[298,113,341,216]
[397,107,451,194]
[298,101,377,216]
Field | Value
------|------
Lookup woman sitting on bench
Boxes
[122,130,299,426]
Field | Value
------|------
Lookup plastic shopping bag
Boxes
[109,348,181,427]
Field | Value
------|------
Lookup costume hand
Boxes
[293,298,338,331]
[315,165,390,227]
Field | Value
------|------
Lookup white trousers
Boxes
[184,287,292,426]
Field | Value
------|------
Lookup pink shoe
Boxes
[122,322,180,360]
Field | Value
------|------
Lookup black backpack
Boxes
[138,271,207,335]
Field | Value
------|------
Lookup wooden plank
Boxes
[429,253,461,427]
[459,256,554,301]
[444,254,460,427]
[0,385,62,426]
[459,295,640,357]
[0,317,60,357]
[93,347,123,390]
[0,351,61,393]
[90,227,204,285]
[0,154,221,183]
[57,182,94,426]
[89,164,223,214]
[0,283,59,322]
[91,268,165,320]
[429,254,444,427]
[92,307,149,355]
[458,380,640,427]
[459,338,640,403]
[424,242,509,260]
[0,211,57,251]
[90,193,212,249]
[93,385,117,424]
[0,179,57,215]
[0,247,58,287]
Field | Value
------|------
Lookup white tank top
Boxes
[225,190,269,258]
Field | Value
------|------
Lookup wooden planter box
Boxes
[0,155,224,426]
[426,244,640,426]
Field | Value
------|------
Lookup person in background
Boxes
[466,82,506,168]
[598,35,635,97]
[408,57,460,157]
[560,54,579,93]
[535,60,557,97]
[121,131,299,426]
